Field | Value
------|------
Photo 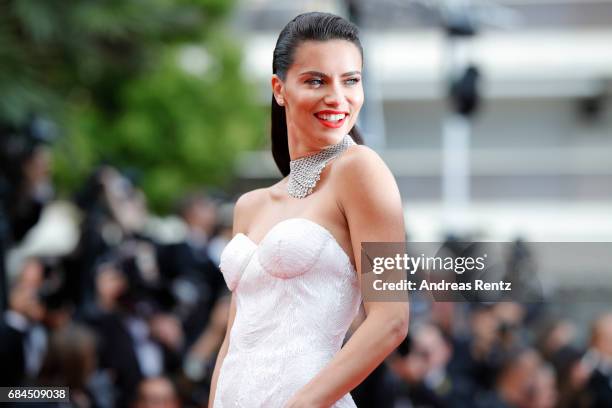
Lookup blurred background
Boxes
[1,0,611,407]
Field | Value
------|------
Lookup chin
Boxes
[320,130,346,142]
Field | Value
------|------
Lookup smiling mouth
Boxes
[314,112,349,128]
[314,112,348,122]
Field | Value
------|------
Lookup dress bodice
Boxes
[213,217,361,408]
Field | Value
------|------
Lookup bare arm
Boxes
[286,146,409,408]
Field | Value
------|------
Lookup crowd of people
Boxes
[1,138,611,408]
[1,133,233,406]
[385,302,612,408]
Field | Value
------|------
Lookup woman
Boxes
[209,12,408,408]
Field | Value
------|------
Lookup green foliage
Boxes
[0,0,267,212]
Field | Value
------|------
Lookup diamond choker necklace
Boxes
[287,134,356,199]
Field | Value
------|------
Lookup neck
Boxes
[285,134,354,199]
[287,131,345,161]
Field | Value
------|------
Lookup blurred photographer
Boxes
[0,117,56,310]
[391,323,458,408]
[86,246,184,407]
[580,313,612,407]
[159,192,225,345]
[0,118,55,241]
[0,257,63,386]
[66,166,150,308]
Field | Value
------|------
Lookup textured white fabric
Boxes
[213,218,361,408]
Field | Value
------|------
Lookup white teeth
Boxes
[317,113,346,122]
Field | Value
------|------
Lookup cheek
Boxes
[287,91,319,119]
[348,90,364,125]
[350,87,364,109]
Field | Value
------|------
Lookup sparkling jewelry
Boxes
[287,134,356,199]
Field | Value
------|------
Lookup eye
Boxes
[305,78,324,86]
[345,77,361,85]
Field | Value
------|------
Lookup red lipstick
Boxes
[314,110,349,129]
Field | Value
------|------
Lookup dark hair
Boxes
[271,12,365,176]
[38,324,97,390]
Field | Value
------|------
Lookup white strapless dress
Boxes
[213,217,362,408]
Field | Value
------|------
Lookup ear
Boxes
[271,74,285,106]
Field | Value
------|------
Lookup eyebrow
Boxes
[299,70,361,77]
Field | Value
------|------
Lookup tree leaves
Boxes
[0,0,266,212]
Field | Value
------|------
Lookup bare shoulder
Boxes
[333,144,397,197]
[332,144,404,241]
[335,144,387,175]
[232,188,268,235]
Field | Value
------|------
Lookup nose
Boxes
[323,82,344,106]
